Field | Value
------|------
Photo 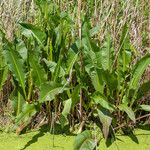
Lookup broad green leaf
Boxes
[90,24,101,37]
[62,98,72,116]
[126,54,150,106]
[52,58,63,82]
[39,82,68,103]
[129,54,150,90]
[97,108,112,139]
[3,43,26,98]
[117,24,131,90]
[66,50,78,74]
[74,130,96,150]
[91,92,116,111]
[137,80,150,100]
[15,103,37,124]
[82,22,104,92]
[12,92,25,116]
[119,104,136,123]
[43,59,65,77]
[30,56,46,86]
[118,24,131,72]
[140,105,150,112]
[86,67,104,93]
[20,23,46,45]
[54,25,63,50]
[100,35,114,71]
[16,39,27,61]
[103,70,118,91]
[71,85,80,108]
[60,98,72,128]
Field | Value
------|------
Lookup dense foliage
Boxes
[0,0,150,149]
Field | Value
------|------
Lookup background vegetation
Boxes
[0,0,150,149]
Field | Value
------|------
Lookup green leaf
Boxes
[30,56,46,86]
[140,105,150,112]
[119,104,136,123]
[3,43,26,98]
[73,130,96,150]
[12,92,25,116]
[82,22,104,92]
[137,80,150,100]
[91,92,116,111]
[16,39,28,61]
[100,35,114,71]
[90,24,101,37]
[129,54,150,90]
[66,50,78,74]
[118,24,131,72]
[15,103,37,124]
[127,54,150,106]
[86,67,104,93]
[52,58,62,82]
[39,82,68,103]
[71,85,80,108]
[60,98,72,128]
[20,23,46,45]
[103,70,118,91]
[97,108,112,139]
[43,59,65,78]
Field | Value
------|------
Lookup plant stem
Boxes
[77,0,83,124]
[114,113,150,130]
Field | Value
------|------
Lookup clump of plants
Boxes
[0,0,150,149]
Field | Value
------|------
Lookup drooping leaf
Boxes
[73,130,96,150]
[60,98,72,128]
[119,104,136,123]
[39,82,68,103]
[97,108,112,139]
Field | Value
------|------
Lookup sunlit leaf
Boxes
[74,130,96,150]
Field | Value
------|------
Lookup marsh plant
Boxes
[0,0,150,149]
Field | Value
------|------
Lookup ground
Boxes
[0,128,150,150]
